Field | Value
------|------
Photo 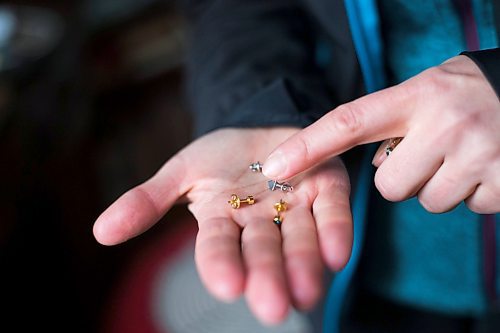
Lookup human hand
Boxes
[93,128,353,325]
[263,55,500,214]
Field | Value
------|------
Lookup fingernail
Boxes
[263,151,287,178]
[372,148,386,168]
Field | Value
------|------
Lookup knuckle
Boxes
[418,194,447,213]
[419,64,474,101]
[330,102,364,137]
[297,134,314,163]
[466,185,500,214]
[421,66,454,94]
[418,174,468,213]
[465,198,486,214]
[492,182,500,199]
[374,170,409,202]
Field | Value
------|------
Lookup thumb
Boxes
[93,157,188,245]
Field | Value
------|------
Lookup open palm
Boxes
[93,127,353,325]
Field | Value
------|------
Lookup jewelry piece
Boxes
[385,137,403,156]
[274,199,287,213]
[228,194,255,209]
[267,180,293,192]
[273,215,283,226]
[272,200,287,227]
[249,161,263,172]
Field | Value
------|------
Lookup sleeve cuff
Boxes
[460,48,500,98]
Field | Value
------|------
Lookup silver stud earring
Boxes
[267,180,293,192]
[249,161,263,172]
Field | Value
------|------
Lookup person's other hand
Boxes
[93,128,353,325]
[263,55,500,214]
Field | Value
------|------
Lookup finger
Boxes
[372,139,392,167]
[241,219,289,325]
[93,157,188,245]
[280,203,323,310]
[311,169,353,272]
[372,137,403,167]
[417,160,478,213]
[262,85,413,179]
[465,183,500,214]
[195,217,245,301]
[374,133,443,202]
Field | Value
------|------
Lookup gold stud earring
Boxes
[273,199,287,226]
[274,199,288,213]
[228,194,255,209]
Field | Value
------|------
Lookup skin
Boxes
[93,55,498,325]
[93,127,353,325]
[263,55,500,214]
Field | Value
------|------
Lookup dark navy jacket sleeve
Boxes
[461,48,500,98]
[180,0,335,136]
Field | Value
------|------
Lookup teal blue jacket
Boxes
[325,1,499,332]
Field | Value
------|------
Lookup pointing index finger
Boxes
[262,85,412,179]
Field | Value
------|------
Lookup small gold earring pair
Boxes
[273,199,287,226]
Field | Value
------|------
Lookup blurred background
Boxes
[0,0,192,331]
[0,1,324,332]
